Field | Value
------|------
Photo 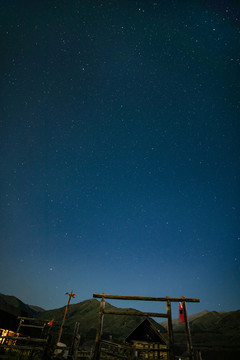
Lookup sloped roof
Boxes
[125,318,167,344]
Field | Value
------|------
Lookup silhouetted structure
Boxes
[126,318,167,359]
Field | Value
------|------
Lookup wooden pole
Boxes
[92,295,106,360]
[57,290,75,344]
[166,299,174,360]
[16,319,24,334]
[182,299,194,360]
[69,322,81,360]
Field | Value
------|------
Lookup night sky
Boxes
[0,0,239,317]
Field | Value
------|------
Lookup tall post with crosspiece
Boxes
[57,290,76,344]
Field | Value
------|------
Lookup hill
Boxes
[161,309,240,360]
[0,293,45,317]
[35,298,167,346]
[1,293,239,359]
[0,294,166,347]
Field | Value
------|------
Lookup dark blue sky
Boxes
[0,0,239,317]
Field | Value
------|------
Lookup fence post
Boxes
[68,322,81,360]
[92,295,106,360]
[166,298,174,360]
[182,299,194,360]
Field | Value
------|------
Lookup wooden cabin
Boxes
[125,318,167,359]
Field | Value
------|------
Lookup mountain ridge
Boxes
[1,293,240,359]
[0,293,45,317]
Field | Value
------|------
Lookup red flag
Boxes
[48,319,54,327]
[179,302,184,323]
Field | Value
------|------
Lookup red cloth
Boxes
[179,302,184,323]
[48,319,54,327]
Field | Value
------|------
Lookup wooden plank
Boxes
[100,349,130,359]
[17,324,44,329]
[93,293,200,302]
[103,310,168,318]
[0,336,47,343]
[17,316,52,322]
[137,347,169,353]
[0,344,44,350]
[101,340,132,349]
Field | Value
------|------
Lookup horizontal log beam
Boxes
[100,340,169,353]
[93,294,200,303]
[17,316,52,322]
[137,348,169,353]
[0,344,44,351]
[0,336,47,343]
[100,350,131,359]
[101,340,131,349]
[103,310,168,318]
[18,324,44,329]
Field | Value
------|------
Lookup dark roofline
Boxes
[125,318,167,344]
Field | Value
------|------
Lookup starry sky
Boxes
[0,0,239,317]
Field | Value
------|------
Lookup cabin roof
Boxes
[125,318,167,344]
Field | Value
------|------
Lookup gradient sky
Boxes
[0,0,239,318]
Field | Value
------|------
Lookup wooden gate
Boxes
[91,293,200,360]
[0,317,53,359]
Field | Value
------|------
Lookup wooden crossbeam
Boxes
[103,309,168,318]
[135,347,169,353]
[17,324,44,329]
[0,344,44,351]
[0,336,47,343]
[93,293,200,302]
[17,317,53,322]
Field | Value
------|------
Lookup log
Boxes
[93,294,200,302]
[166,299,175,360]
[0,344,44,350]
[0,336,47,343]
[103,310,168,318]
[17,324,44,329]
[17,316,53,322]
[182,300,194,360]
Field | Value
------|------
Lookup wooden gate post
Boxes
[92,293,199,360]
[166,298,174,360]
[69,322,81,360]
[182,298,194,360]
[92,295,106,360]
